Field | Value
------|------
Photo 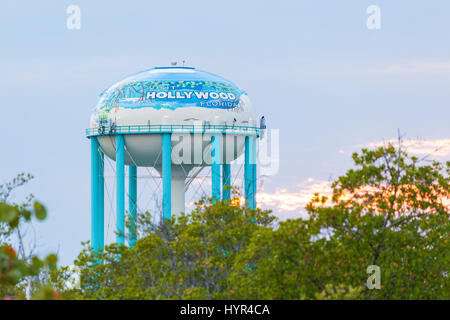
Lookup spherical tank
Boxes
[90,66,256,168]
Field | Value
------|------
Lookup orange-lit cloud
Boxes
[256,178,332,218]
[256,178,449,219]
[184,137,450,220]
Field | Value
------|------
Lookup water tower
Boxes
[87,66,260,251]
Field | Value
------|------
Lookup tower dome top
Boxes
[94,67,246,113]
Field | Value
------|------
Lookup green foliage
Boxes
[0,173,58,299]
[0,201,58,298]
[230,144,449,299]
[0,173,34,242]
[53,197,274,300]
[315,284,363,300]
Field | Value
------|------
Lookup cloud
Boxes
[364,139,450,158]
[257,178,332,219]
[366,60,450,76]
[257,137,450,219]
[182,136,450,221]
[185,176,333,220]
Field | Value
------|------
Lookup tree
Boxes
[230,142,449,299]
[0,173,58,299]
[52,192,274,300]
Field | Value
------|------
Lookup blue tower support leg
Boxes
[98,150,104,250]
[250,136,258,209]
[244,136,250,206]
[91,137,101,251]
[245,136,256,209]
[162,133,172,221]
[222,163,231,201]
[128,165,137,247]
[116,135,125,245]
[211,135,221,202]
[252,161,257,209]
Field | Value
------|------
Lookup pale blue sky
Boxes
[1,0,450,264]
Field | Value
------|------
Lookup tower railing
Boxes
[86,124,260,137]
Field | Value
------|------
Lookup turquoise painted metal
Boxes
[252,162,257,209]
[98,151,104,250]
[116,135,125,245]
[245,136,250,206]
[91,138,100,251]
[245,136,256,209]
[90,129,258,249]
[128,165,137,247]
[162,133,172,220]
[86,124,259,137]
[211,135,221,202]
[222,163,231,200]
